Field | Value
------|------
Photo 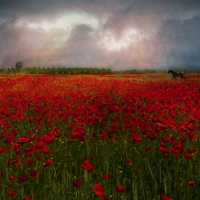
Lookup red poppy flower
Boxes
[146,133,157,140]
[187,124,195,131]
[125,157,132,165]
[188,180,195,186]
[144,146,152,152]
[30,170,39,178]
[55,131,61,137]
[4,135,15,144]
[160,194,173,200]
[80,159,94,172]
[99,133,108,140]
[183,154,193,160]
[100,195,108,200]
[115,185,126,193]
[18,174,29,182]
[14,148,22,155]
[25,158,34,165]
[179,137,186,143]
[161,136,172,143]
[43,159,53,167]
[29,116,35,123]
[86,163,94,172]
[10,158,22,167]
[132,133,142,144]
[135,169,140,173]
[0,147,5,153]
[37,155,43,160]
[42,146,51,154]
[102,174,110,180]
[17,136,31,144]
[9,175,16,180]
[8,189,16,197]
[24,147,33,157]
[73,180,82,188]
[0,120,4,125]
[68,124,74,130]
[186,148,196,154]
[91,153,96,158]
[187,132,197,141]
[67,139,73,144]
[93,183,104,196]
[162,149,171,157]
[40,134,54,144]
[72,130,86,142]
[23,196,32,200]
[35,141,45,149]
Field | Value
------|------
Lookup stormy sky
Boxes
[0,0,200,70]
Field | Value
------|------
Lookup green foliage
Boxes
[0,67,17,74]
[15,61,23,69]
[20,67,113,74]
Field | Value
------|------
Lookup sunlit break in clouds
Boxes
[0,0,200,70]
[28,13,99,31]
[98,28,149,51]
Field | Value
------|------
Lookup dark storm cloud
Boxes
[157,15,200,68]
[1,0,198,22]
[0,0,110,20]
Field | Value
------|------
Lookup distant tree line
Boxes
[115,69,158,74]
[0,66,112,74]
[115,68,196,73]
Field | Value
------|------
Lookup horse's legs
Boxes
[181,74,185,80]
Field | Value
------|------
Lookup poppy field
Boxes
[0,73,200,200]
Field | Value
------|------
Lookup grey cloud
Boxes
[102,0,200,37]
[52,24,108,67]
[0,19,49,66]
[157,15,200,68]
[0,21,108,67]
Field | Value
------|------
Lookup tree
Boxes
[15,61,23,71]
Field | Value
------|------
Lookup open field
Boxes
[0,73,200,200]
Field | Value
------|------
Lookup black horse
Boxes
[168,70,186,80]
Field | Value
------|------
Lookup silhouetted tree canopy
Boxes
[15,61,23,69]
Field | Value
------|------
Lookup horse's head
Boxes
[168,70,175,74]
